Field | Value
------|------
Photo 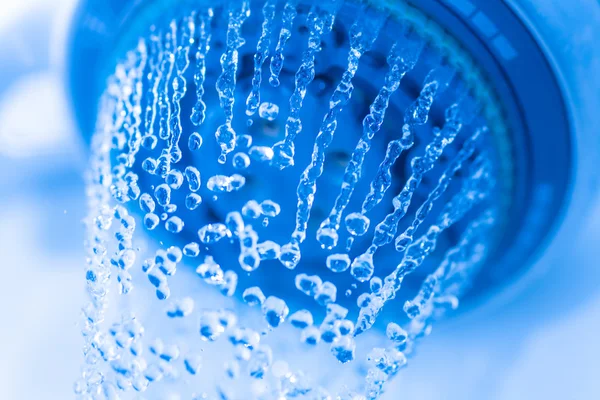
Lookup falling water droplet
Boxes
[258,102,279,121]
[188,132,203,151]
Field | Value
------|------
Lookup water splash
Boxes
[269,0,299,87]
[163,16,194,173]
[215,1,250,164]
[124,39,148,166]
[395,126,487,252]
[354,155,496,335]
[190,9,214,126]
[158,27,176,143]
[283,9,387,269]
[246,0,277,116]
[270,3,339,169]
[317,37,423,250]
[142,30,163,149]
[343,70,445,245]
[350,100,465,282]
[364,210,496,399]
[78,2,503,398]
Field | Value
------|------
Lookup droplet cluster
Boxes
[78,1,501,399]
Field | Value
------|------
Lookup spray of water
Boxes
[77,1,501,399]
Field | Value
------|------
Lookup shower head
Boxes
[66,0,600,398]
[67,0,587,310]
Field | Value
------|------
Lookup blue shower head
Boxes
[66,1,600,398]
[66,0,580,313]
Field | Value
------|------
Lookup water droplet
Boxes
[166,246,182,263]
[185,166,202,192]
[316,226,338,250]
[357,294,371,309]
[336,319,354,336]
[188,132,203,151]
[331,336,355,364]
[232,152,251,169]
[183,242,200,257]
[294,273,322,296]
[143,213,160,230]
[242,200,262,219]
[139,193,155,213]
[260,199,280,217]
[279,242,301,269]
[351,253,374,282]
[386,323,407,345]
[239,249,261,272]
[154,184,171,207]
[215,124,236,164]
[225,211,244,236]
[257,240,281,260]
[258,102,279,121]
[242,286,266,307]
[235,134,252,149]
[185,193,203,210]
[326,253,351,273]
[248,145,274,162]
[142,157,157,174]
[198,223,230,244]
[289,309,313,329]
[142,135,157,150]
[207,174,245,192]
[165,216,184,233]
[166,170,184,189]
[345,212,370,236]
[300,326,321,346]
[156,283,171,300]
[196,256,224,285]
[199,310,226,341]
[370,277,383,293]
[262,296,289,328]
[165,295,193,318]
[315,281,337,306]
[220,270,238,297]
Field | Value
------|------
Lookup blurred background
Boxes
[0,0,598,399]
